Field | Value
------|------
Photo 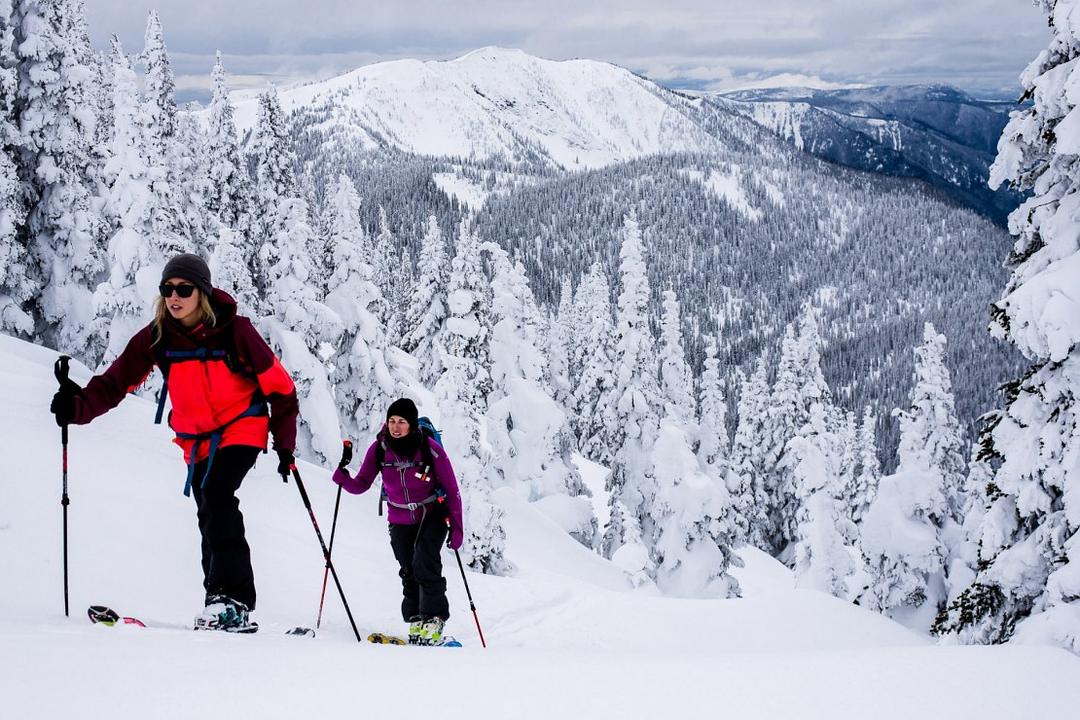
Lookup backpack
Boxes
[377,416,442,515]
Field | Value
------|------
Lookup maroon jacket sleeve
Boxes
[232,316,299,453]
[72,326,156,424]
[332,440,380,495]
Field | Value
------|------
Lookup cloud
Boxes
[87,0,1050,102]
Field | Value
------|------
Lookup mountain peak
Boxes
[452,46,533,63]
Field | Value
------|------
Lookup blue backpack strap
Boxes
[176,398,269,496]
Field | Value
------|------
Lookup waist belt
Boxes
[174,399,268,496]
[386,494,438,512]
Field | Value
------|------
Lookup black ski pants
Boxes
[389,508,449,622]
[190,445,261,610]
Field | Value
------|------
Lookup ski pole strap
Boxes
[175,398,268,496]
[155,349,230,425]
[385,494,439,512]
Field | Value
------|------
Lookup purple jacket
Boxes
[333,428,464,550]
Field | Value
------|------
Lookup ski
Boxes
[366,631,462,647]
[89,605,313,637]
[87,605,145,627]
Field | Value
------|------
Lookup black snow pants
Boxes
[389,508,450,622]
[190,445,261,610]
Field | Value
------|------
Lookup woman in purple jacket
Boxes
[333,398,463,645]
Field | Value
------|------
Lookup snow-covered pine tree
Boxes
[849,406,881,524]
[252,86,342,465]
[323,173,396,440]
[0,0,31,336]
[402,215,448,384]
[371,207,398,336]
[658,288,695,423]
[936,2,1080,653]
[731,356,773,551]
[788,402,858,599]
[546,276,575,410]
[14,0,105,359]
[207,226,256,311]
[699,334,748,542]
[434,218,509,575]
[139,10,174,159]
[571,262,618,464]
[765,307,831,560]
[485,245,589,525]
[203,53,251,233]
[860,324,962,631]
[601,210,663,577]
[650,414,742,598]
[92,36,186,365]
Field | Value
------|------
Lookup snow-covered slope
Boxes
[229,47,721,169]
[2,334,1078,718]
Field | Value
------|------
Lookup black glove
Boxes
[276,449,295,478]
[50,379,83,427]
[338,440,353,470]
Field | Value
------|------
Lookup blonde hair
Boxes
[151,289,217,346]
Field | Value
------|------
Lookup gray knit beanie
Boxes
[161,253,213,297]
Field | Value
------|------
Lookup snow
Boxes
[432,171,490,209]
[3,334,1080,718]
[681,167,763,221]
[222,48,720,170]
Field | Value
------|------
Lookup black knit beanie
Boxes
[161,253,213,297]
[386,398,419,429]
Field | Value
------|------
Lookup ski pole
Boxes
[286,463,362,642]
[53,356,71,618]
[317,440,351,629]
[447,519,487,648]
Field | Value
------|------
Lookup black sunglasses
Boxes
[159,283,197,299]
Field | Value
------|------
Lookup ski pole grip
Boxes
[54,355,70,384]
[338,440,353,469]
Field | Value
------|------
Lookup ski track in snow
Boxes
[2,334,1080,718]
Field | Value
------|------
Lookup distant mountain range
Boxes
[222,48,1023,464]
[710,85,1025,225]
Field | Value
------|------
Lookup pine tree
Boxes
[402,215,448,384]
[14,0,105,359]
[203,53,251,232]
[0,0,31,336]
[139,10,174,159]
[937,2,1080,653]
[650,415,741,598]
[765,307,831,559]
[658,288,695,422]
[547,276,575,410]
[788,402,858,599]
[486,246,588,505]
[572,262,618,464]
[323,174,396,440]
[849,406,881,524]
[92,36,184,364]
[253,87,342,465]
[860,325,961,631]
[731,357,773,551]
[699,334,748,543]
[601,210,662,568]
[371,207,397,334]
[434,219,508,575]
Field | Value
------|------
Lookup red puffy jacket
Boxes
[72,289,298,463]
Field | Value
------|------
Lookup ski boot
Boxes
[418,616,446,646]
[194,595,258,633]
[407,616,424,646]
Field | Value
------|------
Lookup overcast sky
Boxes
[84,1,1048,104]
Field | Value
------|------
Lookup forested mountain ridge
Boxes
[265,57,1021,467]
[711,85,1024,224]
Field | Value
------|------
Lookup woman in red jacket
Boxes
[49,253,298,633]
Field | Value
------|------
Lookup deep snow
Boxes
[1,334,1078,718]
